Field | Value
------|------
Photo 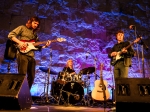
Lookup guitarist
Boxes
[8,16,51,90]
[108,30,135,110]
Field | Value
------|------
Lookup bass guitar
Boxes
[17,37,66,53]
[111,37,142,66]
[91,63,110,101]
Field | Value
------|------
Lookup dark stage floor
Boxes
[0,105,113,112]
[1,102,150,112]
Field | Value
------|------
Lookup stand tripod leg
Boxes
[40,92,58,104]
[60,89,73,106]
[56,85,66,105]
[66,93,71,106]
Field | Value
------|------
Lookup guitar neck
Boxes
[99,63,107,101]
[125,41,134,50]
[33,39,57,46]
[100,63,103,84]
[119,41,134,55]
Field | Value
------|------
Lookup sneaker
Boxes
[113,101,116,104]
[111,107,116,111]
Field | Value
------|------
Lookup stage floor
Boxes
[0,105,113,112]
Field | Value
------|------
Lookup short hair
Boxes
[116,30,124,35]
[116,30,124,39]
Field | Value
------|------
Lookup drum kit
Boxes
[39,66,95,106]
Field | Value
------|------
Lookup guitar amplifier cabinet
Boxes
[115,78,150,112]
[0,73,32,110]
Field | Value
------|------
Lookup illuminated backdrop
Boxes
[0,0,150,100]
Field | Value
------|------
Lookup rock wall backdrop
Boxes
[0,0,150,100]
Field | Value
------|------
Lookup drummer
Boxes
[62,59,77,81]
[63,59,75,73]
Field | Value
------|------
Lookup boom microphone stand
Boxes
[86,51,99,106]
[40,48,58,104]
[87,51,98,80]
[129,25,141,73]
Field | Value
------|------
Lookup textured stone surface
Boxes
[0,0,150,99]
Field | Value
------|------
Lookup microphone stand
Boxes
[43,48,57,104]
[88,52,98,80]
[94,57,98,80]
[87,52,99,107]
[134,26,141,74]
[139,40,149,78]
[130,25,141,73]
[141,45,145,78]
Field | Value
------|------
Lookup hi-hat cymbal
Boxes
[39,67,58,75]
[79,67,95,75]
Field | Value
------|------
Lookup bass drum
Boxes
[62,81,84,105]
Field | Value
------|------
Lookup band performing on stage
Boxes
[4,16,144,111]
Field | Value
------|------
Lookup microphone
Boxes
[86,51,89,59]
[129,25,135,29]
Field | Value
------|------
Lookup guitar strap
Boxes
[20,39,35,42]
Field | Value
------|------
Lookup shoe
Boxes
[111,107,116,111]
[113,101,116,104]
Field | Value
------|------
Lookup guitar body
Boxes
[18,42,38,53]
[111,52,123,66]
[91,79,110,101]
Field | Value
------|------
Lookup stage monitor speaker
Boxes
[0,73,32,110]
[115,78,150,112]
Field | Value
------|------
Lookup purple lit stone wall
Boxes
[0,0,150,99]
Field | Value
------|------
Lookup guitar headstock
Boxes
[57,38,66,42]
[100,63,104,70]
[100,63,104,74]
[100,63,104,80]
[134,36,142,43]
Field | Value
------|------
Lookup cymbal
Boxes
[39,67,58,75]
[79,67,95,75]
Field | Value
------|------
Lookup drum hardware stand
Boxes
[84,72,92,106]
[60,89,79,106]
[2,59,14,73]
[7,60,11,73]
[56,82,66,105]
[40,48,58,104]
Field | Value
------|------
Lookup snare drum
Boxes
[57,72,66,84]
[71,74,78,81]
[64,72,72,81]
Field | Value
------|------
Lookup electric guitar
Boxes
[91,63,110,101]
[111,37,142,66]
[17,37,66,53]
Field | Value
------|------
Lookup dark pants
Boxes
[113,60,129,102]
[113,60,129,79]
[17,53,36,90]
